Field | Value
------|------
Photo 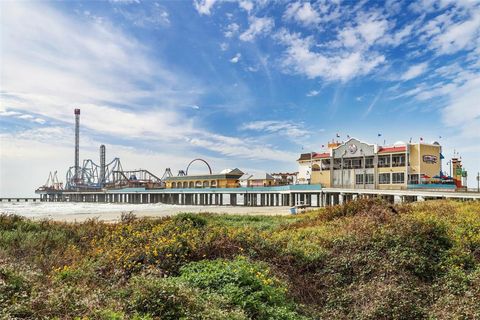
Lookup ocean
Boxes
[0,201,172,218]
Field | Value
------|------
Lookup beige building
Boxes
[298,138,444,190]
[164,168,244,189]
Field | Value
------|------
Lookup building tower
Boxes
[100,144,106,187]
[74,108,80,181]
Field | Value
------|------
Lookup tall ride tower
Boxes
[100,144,106,187]
[74,108,80,181]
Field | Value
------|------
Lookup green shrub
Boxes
[173,213,208,228]
[126,275,246,319]
[178,257,306,320]
[0,266,34,318]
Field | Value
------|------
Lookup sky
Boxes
[1,0,480,196]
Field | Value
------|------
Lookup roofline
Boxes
[166,174,242,181]
[332,137,377,151]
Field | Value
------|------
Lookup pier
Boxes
[35,185,480,207]
[0,198,39,202]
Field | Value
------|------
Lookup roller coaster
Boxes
[37,109,218,192]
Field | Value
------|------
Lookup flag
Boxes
[378,133,382,137]
[409,137,412,143]
[321,145,325,148]
[347,135,350,139]
[336,133,340,138]
[439,135,442,139]
[420,137,423,141]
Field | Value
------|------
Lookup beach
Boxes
[0,201,292,222]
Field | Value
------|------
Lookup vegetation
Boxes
[1,199,479,319]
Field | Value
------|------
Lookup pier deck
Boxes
[34,185,480,207]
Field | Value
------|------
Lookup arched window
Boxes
[203,181,209,188]
[183,182,188,188]
[189,181,194,188]
[171,182,177,188]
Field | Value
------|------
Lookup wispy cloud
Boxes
[275,29,386,82]
[363,91,382,116]
[114,3,170,28]
[306,90,320,97]
[1,1,200,140]
[241,120,310,139]
[284,2,320,27]
[239,16,274,42]
[400,62,429,81]
[193,0,218,15]
[224,22,240,38]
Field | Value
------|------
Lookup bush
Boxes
[178,257,306,320]
[127,274,246,319]
[1,200,480,319]
[0,265,35,318]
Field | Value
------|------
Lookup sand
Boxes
[28,205,292,222]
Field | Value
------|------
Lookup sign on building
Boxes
[423,155,437,164]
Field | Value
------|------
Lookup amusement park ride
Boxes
[36,109,204,192]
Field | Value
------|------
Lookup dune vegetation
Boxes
[1,199,479,319]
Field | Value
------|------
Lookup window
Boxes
[343,159,352,169]
[365,157,374,168]
[365,174,374,184]
[351,158,362,169]
[333,159,342,169]
[408,174,419,184]
[378,155,391,168]
[379,173,390,184]
[392,154,406,167]
[321,159,331,170]
[392,172,405,184]
[356,174,364,184]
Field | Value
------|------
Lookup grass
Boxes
[1,199,479,319]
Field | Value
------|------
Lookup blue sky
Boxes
[1,0,480,196]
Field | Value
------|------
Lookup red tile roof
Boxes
[297,152,330,161]
[378,146,406,153]
[313,152,330,159]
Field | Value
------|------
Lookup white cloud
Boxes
[337,13,389,49]
[442,76,480,133]
[193,0,218,15]
[241,120,310,139]
[115,3,170,28]
[0,1,203,140]
[239,16,274,41]
[306,90,320,97]
[238,0,253,12]
[276,29,385,82]
[364,91,382,116]
[284,2,320,27]
[230,53,241,63]
[220,42,229,51]
[430,11,480,55]
[0,110,47,125]
[224,22,240,38]
[0,2,300,195]
[400,62,429,81]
